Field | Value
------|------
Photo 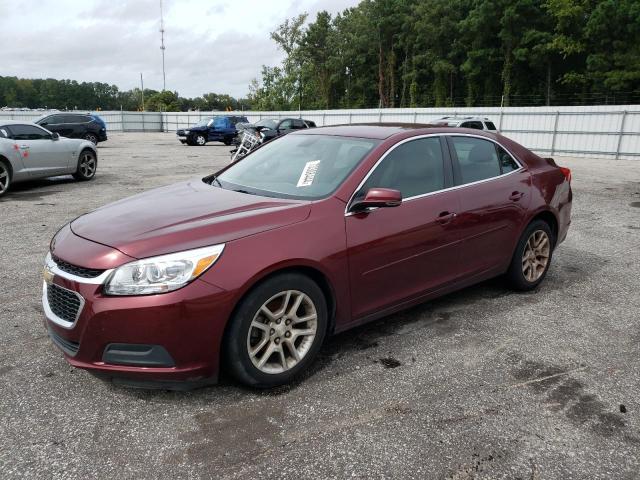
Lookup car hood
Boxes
[70,179,311,259]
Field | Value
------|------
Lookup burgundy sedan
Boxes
[43,125,572,388]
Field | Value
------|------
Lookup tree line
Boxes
[0,76,248,112]
[249,0,640,109]
[3,0,639,112]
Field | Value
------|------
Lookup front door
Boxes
[8,124,71,176]
[346,136,463,319]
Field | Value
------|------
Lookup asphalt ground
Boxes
[1,132,639,479]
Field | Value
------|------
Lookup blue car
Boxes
[176,115,248,146]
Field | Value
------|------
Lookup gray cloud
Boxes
[0,0,360,98]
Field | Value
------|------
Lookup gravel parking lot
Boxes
[1,132,639,479]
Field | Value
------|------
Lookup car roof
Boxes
[291,123,503,141]
[291,123,440,139]
[0,119,37,127]
[436,116,492,122]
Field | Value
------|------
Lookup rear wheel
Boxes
[223,136,233,146]
[506,219,554,291]
[224,273,328,387]
[83,133,98,145]
[73,150,97,181]
[0,160,11,197]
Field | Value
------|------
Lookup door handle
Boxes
[509,191,524,201]
[437,211,457,224]
[19,145,30,150]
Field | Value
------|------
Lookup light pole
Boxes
[160,0,166,91]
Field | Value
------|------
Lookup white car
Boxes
[432,116,497,132]
[0,120,97,198]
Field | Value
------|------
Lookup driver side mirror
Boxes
[350,188,402,212]
[51,132,60,141]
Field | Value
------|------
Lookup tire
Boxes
[223,136,233,146]
[83,133,98,145]
[224,273,328,388]
[73,150,97,181]
[506,219,555,291]
[0,160,11,198]
[194,134,206,146]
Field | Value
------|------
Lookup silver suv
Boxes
[432,116,497,131]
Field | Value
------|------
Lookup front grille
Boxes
[47,284,82,323]
[53,256,104,278]
[47,325,80,357]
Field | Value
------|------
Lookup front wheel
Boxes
[194,134,207,146]
[73,150,97,181]
[0,160,11,197]
[224,273,328,387]
[506,220,555,291]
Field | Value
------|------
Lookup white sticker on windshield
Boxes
[297,160,321,187]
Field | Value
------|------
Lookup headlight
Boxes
[104,244,224,296]
[184,129,190,134]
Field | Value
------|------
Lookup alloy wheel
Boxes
[0,163,9,195]
[85,134,98,144]
[79,153,96,178]
[522,230,550,282]
[247,290,318,374]
[196,135,206,146]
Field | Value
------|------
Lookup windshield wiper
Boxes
[232,189,257,195]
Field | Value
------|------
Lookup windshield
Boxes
[195,118,213,127]
[255,118,278,129]
[216,134,379,199]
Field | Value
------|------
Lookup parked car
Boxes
[43,124,571,389]
[431,116,497,131]
[230,117,317,161]
[177,115,248,146]
[0,120,97,197]
[235,117,316,144]
[35,112,107,145]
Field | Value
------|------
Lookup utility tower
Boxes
[160,0,166,91]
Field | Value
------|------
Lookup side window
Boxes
[64,115,82,124]
[293,119,306,129]
[10,124,51,141]
[450,137,501,184]
[42,115,63,125]
[279,119,294,130]
[358,137,445,200]
[213,117,227,128]
[485,121,497,131]
[460,121,484,130]
[497,145,519,173]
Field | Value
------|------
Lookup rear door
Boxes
[7,124,70,176]
[346,135,463,319]
[446,135,531,276]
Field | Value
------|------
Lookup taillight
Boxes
[559,167,571,183]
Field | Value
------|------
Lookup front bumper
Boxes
[42,250,234,388]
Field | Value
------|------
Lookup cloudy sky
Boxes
[0,0,360,98]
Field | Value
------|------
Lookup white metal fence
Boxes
[2,105,638,160]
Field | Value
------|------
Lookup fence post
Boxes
[322,112,326,126]
[378,110,382,123]
[413,111,418,123]
[121,109,125,132]
[615,110,627,160]
[498,110,504,131]
[142,112,146,132]
[550,111,560,155]
[348,112,352,124]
